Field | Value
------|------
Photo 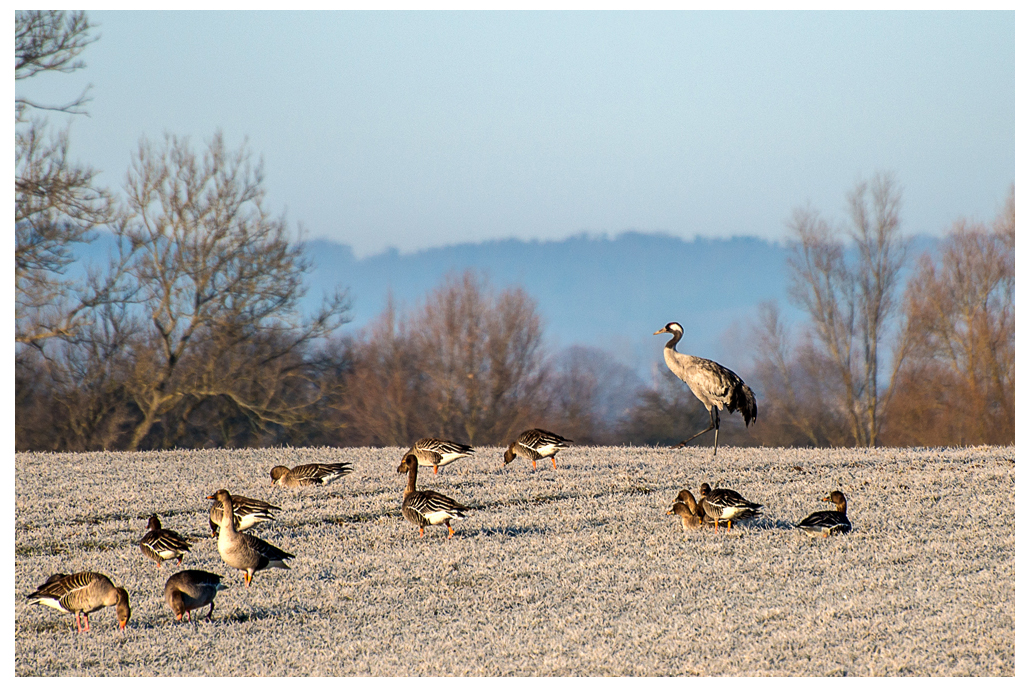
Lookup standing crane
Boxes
[654,322,757,455]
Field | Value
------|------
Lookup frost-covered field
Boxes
[14,445,1014,676]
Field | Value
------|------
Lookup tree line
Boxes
[15,11,1014,452]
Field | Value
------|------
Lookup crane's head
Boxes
[653,322,683,337]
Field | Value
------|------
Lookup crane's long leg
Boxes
[712,407,721,456]
[676,406,720,454]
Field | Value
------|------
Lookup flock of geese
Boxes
[23,429,572,634]
[24,322,853,635]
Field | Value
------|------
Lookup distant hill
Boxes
[70,230,938,380]
[301,232,800,377]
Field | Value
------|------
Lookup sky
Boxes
[15,10,1015,258]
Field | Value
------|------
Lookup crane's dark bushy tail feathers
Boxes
[730,382,758,427]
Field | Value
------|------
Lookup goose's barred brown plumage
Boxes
[270,462,352,487]
[654,322,757,455]
[504,428,572,470]
[139,514,191,566]
[397,454,468,539]
[407,437,475,475]
[26,571,131,632]
[698,483,763,531]
[209,494,280,536]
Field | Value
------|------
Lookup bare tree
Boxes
[885,187,1015,445]
[118,131,350,450]
[15,11,124,348]
[334,298,430,446]
[547,345,642,444]
[15,10,97,117]
[414,271,549,445]
[747,301,857,447]
[785,173,910,446]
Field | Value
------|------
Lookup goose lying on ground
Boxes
[208,489,295,586]
[796,491,852,537]
[164,569,226,622]
[26,571,130,633]
[397,454,468,539]
[140,514,191,566]
[667,490,706,531]
[270,462,352,487]
[503,428,572,470]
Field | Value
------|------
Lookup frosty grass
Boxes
[14,445,1014,676]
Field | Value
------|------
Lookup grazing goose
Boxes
[797,491,852,538]
[270,462,352,487]
[698,483,763,531]
[209,494,281,537]
[26,571,130,633]
[667,490,705,531]
[503,428,572,470]
[397,454,468,539]
[407,437,475,475]
[140,514,191,566]
[164,570,226,622]
[207,489,295,586]
[654,322,757,455]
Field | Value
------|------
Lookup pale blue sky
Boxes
[16,10,1015,257]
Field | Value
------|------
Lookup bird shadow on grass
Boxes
[219,607,287,625]
[752,518,802,531]
[472,525,550,538]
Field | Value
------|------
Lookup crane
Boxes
[654,322,757,455]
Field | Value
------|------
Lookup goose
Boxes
[670,489,715,526]
[139,514,191,566]
[654,322,757,455]
[209,494,281,537]
[270,462,352,487]
[164,569,226,622]
[207,489,295,586]
[26,571,130,633]
[698,483,763,531]
[407,437,475,475]
[397,454,468,539]
[667,490,705,531]
[503,428,572,470]
[796,491,852,537]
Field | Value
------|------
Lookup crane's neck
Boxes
[664,328,683,351]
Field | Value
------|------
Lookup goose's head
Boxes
[146,514,161,531]
[822,491,848,513]
[668,502,692,517]
[671,489,699,514]
[206,489,232,503]
[269,466,290,484]
[116,588,131,631]
[397,453,417,474]
[503,443,518,464]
